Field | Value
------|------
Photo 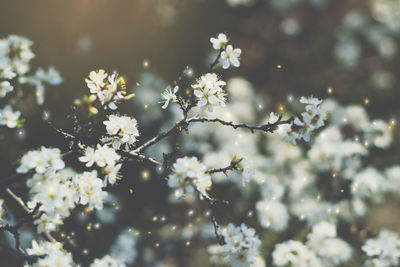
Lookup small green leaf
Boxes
[16,118,26,128]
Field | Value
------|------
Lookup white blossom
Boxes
[273,240,322,267]
[79,144,121,168]
[210,33,228,50]
[221,45,241,69]
[192,73,227,111]
[90,255,126,267]
[222,223,261,266]
[160,85,179,109]
[73,170,107,210]
[25,240,73,267]
[110,228,139,264]
[362,229,400,266]
[256,199,289,232]
[168,156,212,198]
[0,80,13,97]
[102,115,140,149]
[17,146,65,174]
[0,105,20,128]
[85,70,131,110]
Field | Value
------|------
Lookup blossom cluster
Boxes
[26,168,107,233]
[25,240,73,267]
[362,229,400,266]
[102,114,140,150]
[85,70,133,110]
[167,156,212,199]
[221,223,261,266]
[79,144,122,185]
[210,33,241,69]
[277,96,325,144]
[0,105,21,128]
[0,35,62,129]
[192,73,227,111]
[273,221,352,266]
[17,146,65,174]
[25,240,125,267]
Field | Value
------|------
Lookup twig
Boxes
[208,50,222,72]
[187,115,294,134]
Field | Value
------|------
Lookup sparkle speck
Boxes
[143,59,150,69]
[277,65,282,69]
[364,98,370,105]
[42,110,50,120]
[186,241,191,246]
[82,249,89,255]
[141,170,150,181]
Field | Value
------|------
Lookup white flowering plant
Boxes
[0,3,399,266]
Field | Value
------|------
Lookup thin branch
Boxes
[5,188,55,242]
[208,50,222,72]
[187,115,294,134]
[132,118,188,154]
[204,195,229,246]
[207,159,241,175]
[5,188,30,214]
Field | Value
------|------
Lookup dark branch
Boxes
[208,50,222,72]
[188,115,294,134]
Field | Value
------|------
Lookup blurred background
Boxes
[1,0,400,266]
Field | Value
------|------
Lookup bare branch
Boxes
[187,115,294,134]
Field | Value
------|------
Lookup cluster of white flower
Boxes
[26,168,107,233]
[192,73,227,111]
[73,170,108,210]
[362,229,400,266]
[27,169,75,233]
[0,35,34,79]
[25,240,74,267]
[110,228,139,265]
[160,85,179,109]
[0,105,21,128]
[0,80,13,97]
[17,146,65,174]
[273,221,352,266]
[277,96,324,144]
[0,35,62,115]
[90,255,126,267]
[79,144,122,185]
[168,156,212,198]
[85,70,132,110]
[256,199,289,232]
[102,114,140,150]
[210,33,241,69]
[19,66,62,105]
[222,223,261,266]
